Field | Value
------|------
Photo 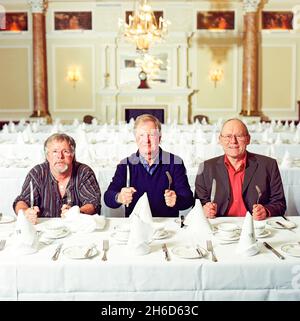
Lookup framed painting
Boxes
[54,11,92,31]
[0,12,28,32]
[197,11,235,30]
[262,11,293,30]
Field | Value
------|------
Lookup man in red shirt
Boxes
[195,118,286,220]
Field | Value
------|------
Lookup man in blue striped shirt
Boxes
[13,133,101,224]
[104,114,194,217]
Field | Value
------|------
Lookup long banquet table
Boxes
[0,216,300,301]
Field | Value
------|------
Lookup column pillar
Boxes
[28,0,51,121]
[240,0,261,117]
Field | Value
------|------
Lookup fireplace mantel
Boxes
[98,88,194,123]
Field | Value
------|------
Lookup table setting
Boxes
[0,206,300,300]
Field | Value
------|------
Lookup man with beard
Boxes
[13,133,101,224]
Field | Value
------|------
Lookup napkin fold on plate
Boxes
[13,209,39,255]
[280,150,293,168]
[236,211,260,256]
[128,193,153,255]
[63,205,105,233]
[185,199,214,242]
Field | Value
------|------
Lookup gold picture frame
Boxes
[0,12,28,32]
[262,11,293,30]
[54,11,92,31]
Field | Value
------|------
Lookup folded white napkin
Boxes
[9,122,16,133]
[13,209,38,255]
[127,213,153,255]
[185,199,214,242]
[236,211,260,256]
[293,130,300,144]
[268,145,277,159]
[91,118,98,126]
[2,124,9,134]
[130,192,153,225]
[274,133,282,145]
[72,118,80,127]
[63,206,105,233]
[127,193,154,255]
[210,132,218,145]
[16,132,25,145]
[280,150,292,168]
[262,129,273,144]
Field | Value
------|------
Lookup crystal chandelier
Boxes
[119,0,170,53]
[135,54,164,79]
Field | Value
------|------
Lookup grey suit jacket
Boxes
[194,152,286,217]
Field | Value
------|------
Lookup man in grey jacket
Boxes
[195,118,286,220]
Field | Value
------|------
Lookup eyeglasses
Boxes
[220,134,248,142]
[50,149,73,157]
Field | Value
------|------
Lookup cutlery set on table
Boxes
[51,239,110,261]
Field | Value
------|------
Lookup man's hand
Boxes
[252,204,267,220]
[164,189,177,207]
[203,202,217,219]
[117,187,137,206]
[24,206,40,225]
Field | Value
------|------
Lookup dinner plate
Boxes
[217,222,241,232]
[172,245,207,259]
[255,229,271,238]
[0,215,16,224]
[281,243,300,257]
[63,245,98,259]
[111,232,129,244]
[43,228,70,239]
[44,221,66,231]
[214,232,240,242]
[266,220,297,229]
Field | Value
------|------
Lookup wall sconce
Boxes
[67,68,80,88]
[209,68,223,88]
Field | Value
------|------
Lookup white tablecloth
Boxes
[0,217,300,300]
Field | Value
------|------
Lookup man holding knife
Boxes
[13,133,101,224]
[104,114,194,217]
[195,118,286,220]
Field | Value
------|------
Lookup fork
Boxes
[255,185,262,204]
[0,240,6,251]
[166,171,172,190]
[162,243,170,261]
[51,243,62,261]
[206,240,217,262]
[102,239,109,261]
[66,188,72,206]
[196,244,203,258]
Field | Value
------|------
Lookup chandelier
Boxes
[135,54,164,79]
[119,0,170,53]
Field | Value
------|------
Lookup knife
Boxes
[210,178,216,203]
[125,164,130,208]
[126,164,130,188]
[196,245,203,258]
[84,244,95,258]
[29,180,34,209]
[52,243,63,261]
[263,242,285,260]
[276,221,296,233]
[162,243,170,261]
